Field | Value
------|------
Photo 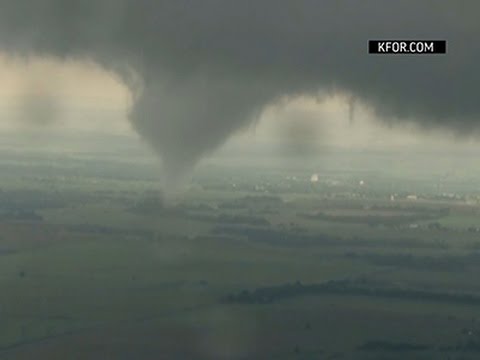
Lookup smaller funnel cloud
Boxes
[15,91,59,129]
[5,66,63,135]
[7,89,62,149]
[347,96,356,125]
[265,98,325,159]
[280,119,321,157]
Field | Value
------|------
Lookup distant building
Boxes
[407,194,418,201]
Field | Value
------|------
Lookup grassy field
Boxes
[1,151,480,359]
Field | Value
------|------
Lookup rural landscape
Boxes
[0,1,479,359]
[1,137,480,359]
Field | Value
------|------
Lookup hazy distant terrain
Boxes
[1,141,480,359]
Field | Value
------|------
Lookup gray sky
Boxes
[1,54,477,152]
[0,1,479,187]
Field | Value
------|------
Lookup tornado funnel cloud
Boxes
[0,1,479,191]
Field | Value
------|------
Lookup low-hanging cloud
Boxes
[0,0,479,189]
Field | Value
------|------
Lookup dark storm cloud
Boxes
[0,0,479,186]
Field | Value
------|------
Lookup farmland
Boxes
[1,146,480,359]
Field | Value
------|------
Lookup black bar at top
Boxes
[368,40,447,54]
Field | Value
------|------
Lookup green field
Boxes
[1,150,480,359]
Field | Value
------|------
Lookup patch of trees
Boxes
[344,252,471,272]
[189,213,270,226]
[68,224,154,239]
[439,340,480,352]
[0,248,16,256]
[0,189,68,211]
[185,203,216,212]
[299,212,444,227]
[128,198,185,216]
[299,210,447,227]
[357,340,430,352]
[0,210,43,222]
[218,195,283,210]
[369,205,450,215]
[212,226,327,247]
[212,226,442,249]
[223,279,480,306]
[216,214,270,226]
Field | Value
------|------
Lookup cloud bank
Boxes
[0,0,478,188]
